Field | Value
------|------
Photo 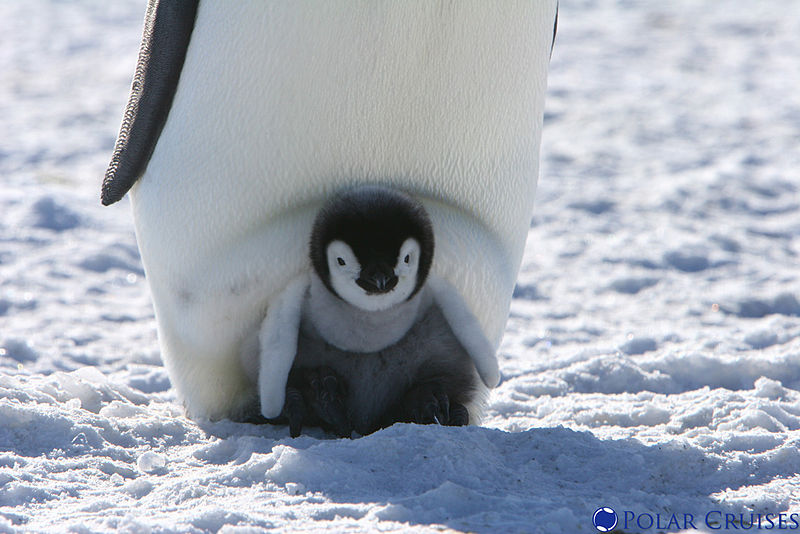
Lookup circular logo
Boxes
[593,507,618,532]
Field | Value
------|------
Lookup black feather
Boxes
[101,0,199,206]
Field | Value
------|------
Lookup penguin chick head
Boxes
[310,185,434,312]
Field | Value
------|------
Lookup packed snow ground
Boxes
[2,1,799,532]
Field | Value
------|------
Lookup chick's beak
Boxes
[356,263,398,294]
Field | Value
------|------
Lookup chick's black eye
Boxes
[404,254,410,264]
[337,257,346,266]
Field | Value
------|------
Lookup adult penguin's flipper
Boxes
[101,0,199,206]
[551,2,559,57]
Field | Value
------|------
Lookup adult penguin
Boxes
[102,1,559,424]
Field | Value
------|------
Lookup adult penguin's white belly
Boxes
[128,2,558,421]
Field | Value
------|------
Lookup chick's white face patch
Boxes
[326,238,420,312]
[395,237,420,286]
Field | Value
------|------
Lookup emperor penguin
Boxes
[102,2,558,426]
[243,185,483,437]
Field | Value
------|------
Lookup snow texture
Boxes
[1,1,799,532]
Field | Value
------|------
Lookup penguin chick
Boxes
[282,185,481,436]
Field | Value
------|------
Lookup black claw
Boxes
[422,397,438,424]
[304,366,352,438]
[253,366,355,438]
[284,386,305,438]
[401,383,456,426]
[435,391,450,425]
[448,403,469,426]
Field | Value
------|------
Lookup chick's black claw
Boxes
[447,402,469,426]
[283,386,306,438]
[303,366,351,438]
[434,391,450,424]
[401,382,461,426]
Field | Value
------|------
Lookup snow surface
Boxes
[2,1,799,532]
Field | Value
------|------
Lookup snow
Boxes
[1,0,799,532]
